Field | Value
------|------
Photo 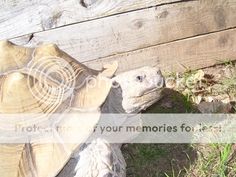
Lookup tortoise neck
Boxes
[101,86,126,114]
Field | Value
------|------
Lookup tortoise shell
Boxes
[0,40,118,177]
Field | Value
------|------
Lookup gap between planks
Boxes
[85,27,236,73]
[10,0,236,64]
[0,0,184,39]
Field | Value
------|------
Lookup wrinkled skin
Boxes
[57,66,165,177]
[112,66,164,113]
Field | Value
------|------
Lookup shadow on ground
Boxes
[121,88,199,177]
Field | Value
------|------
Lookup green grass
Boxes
[180,95,194,113]
[186,144,235,177]
[123,143,196,177]
[218,144,232,177]
[220,76,236,89]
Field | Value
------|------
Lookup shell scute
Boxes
[0,40,33,74]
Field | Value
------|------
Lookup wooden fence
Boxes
[1,0,236,73]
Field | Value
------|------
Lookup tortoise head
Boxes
[102,66,165,113]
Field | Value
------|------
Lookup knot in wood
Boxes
[80,0,97,8]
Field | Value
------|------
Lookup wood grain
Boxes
[0,0,180,39]
[85,28,236,73]
[11,0,236,64]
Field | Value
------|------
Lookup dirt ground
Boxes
[122,62,236,177]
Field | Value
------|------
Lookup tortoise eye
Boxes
[136,75,145,82]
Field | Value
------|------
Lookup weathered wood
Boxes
[0,0,180,39]
[11,0,236,63]
[85,28,236,73]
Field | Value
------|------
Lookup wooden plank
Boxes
[0,0,180,39]
[85,28,236,73]
[12,0,236,63]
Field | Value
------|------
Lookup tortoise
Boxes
[0,40,165,177]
